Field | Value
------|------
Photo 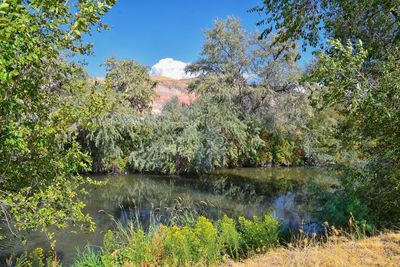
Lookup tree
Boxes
[186,17,251,100]
[102,57,157,113]
[254,0,400,227]
[129,96,265,174]
[0,0,116,241]
[59,60,155,173]
[253,0,400,61]
[186,17,300,117]
[306,40,400,227]
[186,17,311,166]
[63,58,157,173]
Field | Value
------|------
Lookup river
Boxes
[0,167,336,265]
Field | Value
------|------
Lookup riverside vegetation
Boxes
[0,0,399,266]
[16,214,281,266]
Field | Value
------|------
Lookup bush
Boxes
[194,216,222,264]
[238,213,281,254]
[112,225,153,266]
[70,214,281,266]
[306,166,378,232]
[271,138,303,166]
[218,215,242,260]
[13,248,61,267]
[161,225,200,265]
[160,217,223,265]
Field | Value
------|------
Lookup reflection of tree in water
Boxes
[81,169,335,231]
[85,175,267,228]
[0,169,335,264]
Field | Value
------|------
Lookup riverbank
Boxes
[1,168,334,264]
[233,232,400,267]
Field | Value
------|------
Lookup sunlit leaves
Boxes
[306,40,400,227]
[255,0,400,60]
[0,0,115,240]
[103,57,157,113]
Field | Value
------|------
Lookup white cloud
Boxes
[150,58,196,80]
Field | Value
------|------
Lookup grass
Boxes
[70,213,281,267]
[71,248,102,267]
[13,212,399,266]
[233,232,400,267]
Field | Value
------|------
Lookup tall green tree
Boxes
[253,0,400,60]
[0,0,116,240]
[102,57,157,113]
[307,41,400,227]
[186,17,300,117]
[61,58,156,173]
[186,17,311,166]
[255,0,400,227]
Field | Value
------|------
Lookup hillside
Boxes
[151,76,195,113]
[94,76,195,113]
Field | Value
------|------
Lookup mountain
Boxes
[151,76,195,113]
[93,76,195,113]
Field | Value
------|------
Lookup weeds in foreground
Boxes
[12,211,378,267]
[288,213,372,250]
[239,213,281,255]
[71,248,101,267]
[12,248,61,267]
[70,213,281,267]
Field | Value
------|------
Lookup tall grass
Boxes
[72,248,102,267]
[14,212,380,267]
[288,213,372,250]
[71,213,281,266]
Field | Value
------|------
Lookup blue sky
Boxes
[80,0,312,77]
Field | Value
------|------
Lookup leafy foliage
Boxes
[218,215,242,260]
[238,213,281,254]
[253,0,400,60]
[186,17,300,116]
[306,40,400,227]
[255,0,400,228]
[50,17,313,177]
[103,57,157,113]
[0,0,115,240]
[184,17,313,168]
[59,58,155,173]
[70,213,280,266]
[129,96,265,173]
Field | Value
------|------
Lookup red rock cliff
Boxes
[151,76,195,113]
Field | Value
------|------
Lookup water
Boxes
[0,167,336,265]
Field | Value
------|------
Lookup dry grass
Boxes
[232,232,400,267]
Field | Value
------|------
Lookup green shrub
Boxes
[71,213,281,266]
[120,227,153,265]
[218,215,242,260]
[162,225,200,266]
[102,230,115,253]
[308,168,375,231]
[15,248,61,267]
[101,230,115,267]
[238,213,281,254]
[194,216,222,264]
[271,139,303,166]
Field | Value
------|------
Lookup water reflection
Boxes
[0,167,335,265]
